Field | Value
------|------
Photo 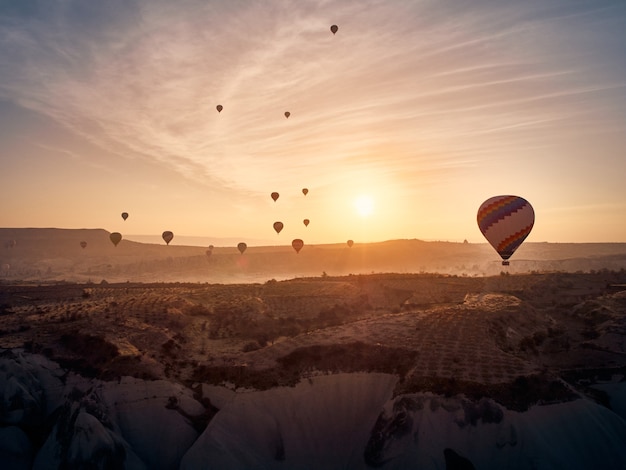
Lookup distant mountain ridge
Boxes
[1,228,626,283]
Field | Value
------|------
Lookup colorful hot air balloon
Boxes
[110,232,122,247]
[216,104,223,113]
[477,195,534,266]
[162,231,174,245]
[347,240,354,248]
[302,188,308,196]
[237,242,247,254]
[273,221,284,234]
[303,219,310,227]
[292,239,304,254]
[271,192,279,202]
[121,212,129,221]
[284,111,290,119]
[80,241,87,249]
[330,24,338,35]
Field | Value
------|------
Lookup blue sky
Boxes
[1,0,625,245]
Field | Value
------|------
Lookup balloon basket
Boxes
[501,261,510,266]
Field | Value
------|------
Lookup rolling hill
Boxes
[2,228,626,283]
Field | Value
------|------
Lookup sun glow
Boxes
[354,194,374,217]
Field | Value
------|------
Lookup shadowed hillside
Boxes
[2,271,626,468]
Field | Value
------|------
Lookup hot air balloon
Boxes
[273,221,284,234]
[121,212,129,221]
[303,219,310,227]
[271,192,279,202]
[477,195,534,266]
[284,111,290,119]
[208,245,214,250]
[162,231,174,245]
[302,188,308,196]
[347,240,354,248]
[216,104,223,113]
[110,232,122,247]
[237,242,247,254]
[80,241,87,249]
[292,239,304,254]
[330,24,338,35]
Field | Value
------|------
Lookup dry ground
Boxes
[2,271,626,406]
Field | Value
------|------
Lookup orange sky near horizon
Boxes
[1,1,626,246]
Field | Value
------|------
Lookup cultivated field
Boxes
[2,270,626,408]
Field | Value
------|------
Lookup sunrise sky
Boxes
[1,0,625,246]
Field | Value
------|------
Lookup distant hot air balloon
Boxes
[284,111,290,119]
[237,242,247,254]
[477,195,534,266]
[80,241,87,249]
[121,212,129,221]
[162,231,174,245]
[292,239,304,254]
[347,240,354,248]
[330,24,338,35]
[208,245,214,250]
[302,188,308,196]
[110,232,122,247]
[271,192,279,202]
[273,221,284,234]
[216,104,223,113]
[303,219,310,227]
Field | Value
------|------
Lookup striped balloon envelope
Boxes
[477,195,534,265]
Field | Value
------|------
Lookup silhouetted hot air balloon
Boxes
[208,245,214,250]
[477,195,534,266]
[302,188,308,196]
[271,192,279,202]
[284,111,290,119]
[292,239,304,254]
[303,219,310,227]
[330,24,338,35]
[347,240,354,248]
[110,232,122,247]
[273,221,284,234]
[121,212,129,221]
[80,241,87,249]
[216,104,223,113]
[237,242,247,254]
[162,231,174,245]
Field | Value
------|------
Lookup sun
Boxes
[354,194,374,217]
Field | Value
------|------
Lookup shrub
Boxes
[242,341,262,352]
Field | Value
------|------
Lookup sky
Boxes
[1,0,626,246]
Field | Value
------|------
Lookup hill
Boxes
[2,271,626,468]
[2,228,626,283]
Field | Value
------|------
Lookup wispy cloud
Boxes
[1,0,625,240]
